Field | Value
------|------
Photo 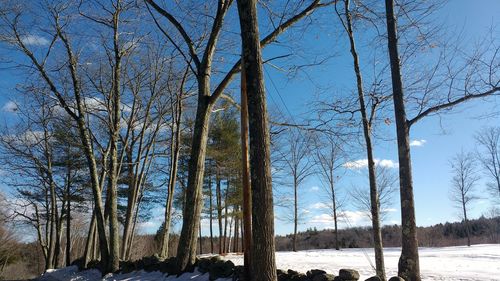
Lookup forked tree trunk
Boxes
[340,0,386,278]
[384,1,420,280]
[237,0,278,280]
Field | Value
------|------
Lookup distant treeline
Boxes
[275,216,500,251]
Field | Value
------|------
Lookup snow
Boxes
[37,244,500,281]
[226,244,500,280]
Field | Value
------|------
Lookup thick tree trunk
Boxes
[384,1,420,280]
[237,0,278,280]
[175,92,212,271]
[341,0,386,278]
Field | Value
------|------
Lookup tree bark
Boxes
[175,94,213,270]
[160,94,183,258]
[384,1,420,280]
[240,58,252,279]
[237,0,277,280]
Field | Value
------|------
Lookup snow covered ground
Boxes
[37,244,499,281]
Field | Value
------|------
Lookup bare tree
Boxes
[449,151,480,247]
[351,166,397,222]
[335,0,390,278]
[475,127,500,204]
[278,128,314,252]
[384,0,499,279]
[313,132,345,250]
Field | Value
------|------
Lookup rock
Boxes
[209,260,235,280]
[159,257,180,275]
[198,258,213,274]
[277,269,289,281]
[388,277,405,281]
[365,277,382,281]
[141,255,161,272]
[119,260,136,273]
[288,269,300,276]
[232,265,245,281]
[290,273,308,281]
[307,269,327,278]
[313,273,336,281]
[338,269,360,280]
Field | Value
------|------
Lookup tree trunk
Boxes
[462,193,471,246]
[384,1,420,280]
[223,181,229,254]
[216,172,223,255]
[83,210,97,267]
[240,56,252,279]
[341,0,385,278]
[293,178,298,252]
[199,224,203,255]
[121,148,136,260]
[160,96,183,258]
[237,0,278,280]
[331,182,339,251]
[175,93,213,271]
[66,184,71,266]
[208,172,214,254]
[233,205,240,253]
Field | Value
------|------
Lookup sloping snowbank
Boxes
[37,244,500,281]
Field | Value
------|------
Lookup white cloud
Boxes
[2,101,18,112]
[20,35,50,46]
[410,139,427,147]
[310,186,320,192]
[310,202,329,210]
[343,158,398,169]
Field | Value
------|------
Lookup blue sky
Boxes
[0,0,499,238]
[261,0,500,235]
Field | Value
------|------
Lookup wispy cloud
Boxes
[343,158,398,169]
[20,35,50,46]
[410,139,427,147]
[310,186,320,192]
[2,101,18,112]
[310,202,329,210]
